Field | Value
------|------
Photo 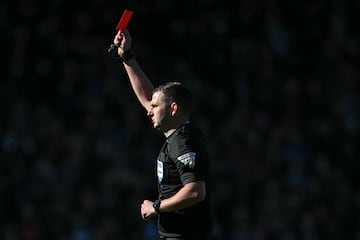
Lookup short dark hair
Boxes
[153,82,194,115]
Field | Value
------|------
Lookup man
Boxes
[111,29,214,240]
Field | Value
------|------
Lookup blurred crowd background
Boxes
[1,0,359,239]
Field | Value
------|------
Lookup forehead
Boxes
[151,91,166,104]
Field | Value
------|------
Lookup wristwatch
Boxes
[108,44,135,62]
[121,49,135,62]
[153,199,161,214]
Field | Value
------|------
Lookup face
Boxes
[148,91,172,131]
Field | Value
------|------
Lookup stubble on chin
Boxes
[153,122,160,130]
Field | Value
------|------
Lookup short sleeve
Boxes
[168,130,207,185]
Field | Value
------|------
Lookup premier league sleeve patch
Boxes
[177,152,196,168]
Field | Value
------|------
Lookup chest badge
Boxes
[157,160,163,182]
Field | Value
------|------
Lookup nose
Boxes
[147,110,153,117]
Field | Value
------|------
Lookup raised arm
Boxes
[113,30,153,112]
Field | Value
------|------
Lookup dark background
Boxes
[1,0,359,239]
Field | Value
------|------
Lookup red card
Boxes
[116,10,133,31]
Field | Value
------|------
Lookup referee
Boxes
[111,29,215,240]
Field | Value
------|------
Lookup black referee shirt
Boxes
[156,122,214,238]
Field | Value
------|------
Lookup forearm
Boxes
[123,57,153,111]
[159,181,206,213]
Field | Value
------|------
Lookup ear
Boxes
[170,102,178,116]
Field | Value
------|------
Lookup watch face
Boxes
[153,200,161,212]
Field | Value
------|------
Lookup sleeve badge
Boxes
[177,152,196,168]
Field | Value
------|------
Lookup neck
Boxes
[164,128,176,138]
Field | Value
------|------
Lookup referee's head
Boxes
[153,82,194,117]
